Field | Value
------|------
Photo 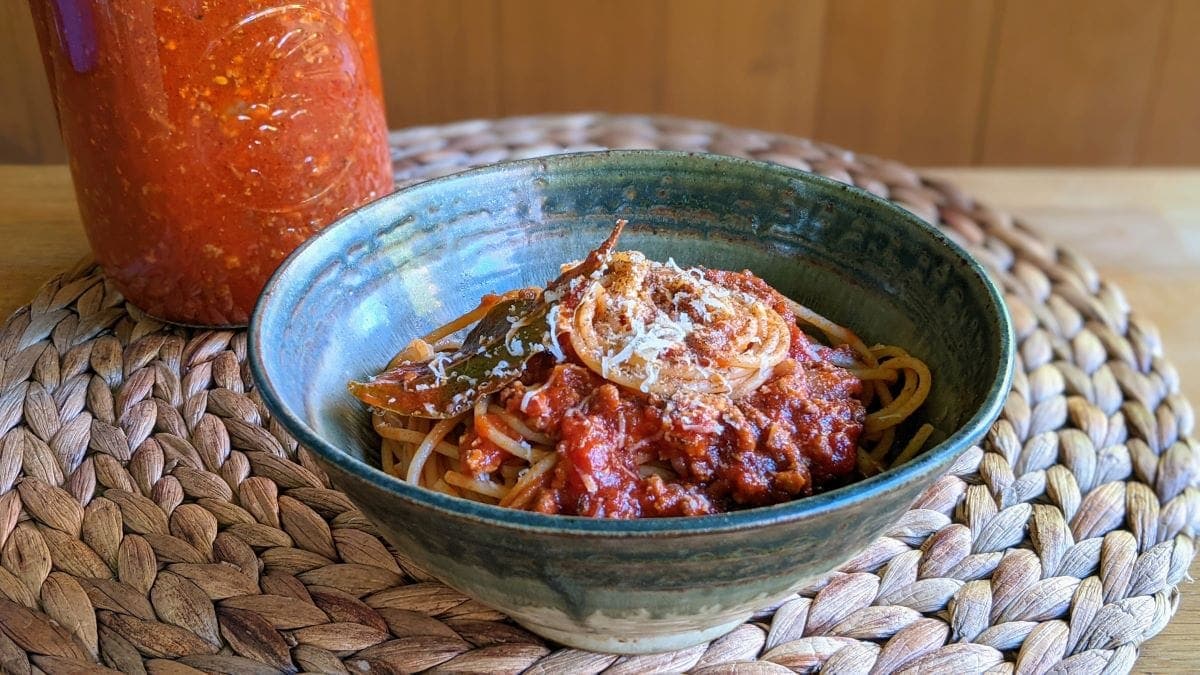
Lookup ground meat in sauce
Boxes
[492,266,867,519]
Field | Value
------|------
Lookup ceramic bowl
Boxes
[249,151,1014,654]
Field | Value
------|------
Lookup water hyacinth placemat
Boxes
[0,114,1195,674]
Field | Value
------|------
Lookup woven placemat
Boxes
[0,114,1195,674]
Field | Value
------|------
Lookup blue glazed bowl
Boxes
[249,151,1014,654]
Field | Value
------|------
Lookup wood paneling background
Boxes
[3,0,1197,166]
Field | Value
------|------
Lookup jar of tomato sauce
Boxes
[30,0,393,325]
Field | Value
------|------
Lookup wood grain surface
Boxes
[816,0,996,166]
[977,0,1169,165]
[660,0,827,135]
[497,0,666,117]
[0,3,63,164]
[5,0,1200,166]
[0,165,1197,670]
[373,0,502,127]
[1138,0,1200,165]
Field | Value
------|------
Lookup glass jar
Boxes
[30,0,393,325]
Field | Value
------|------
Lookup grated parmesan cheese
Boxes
[545,304,567,362]
[490,360,511,377]
[519,384,543,413]
[427,352,453,382]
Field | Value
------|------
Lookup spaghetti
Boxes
[351,221,933,518]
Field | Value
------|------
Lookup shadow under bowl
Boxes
[249,150,1014,654]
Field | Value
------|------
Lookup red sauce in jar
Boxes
[30,0,393,325]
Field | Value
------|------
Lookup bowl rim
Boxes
[249,149,1015,537]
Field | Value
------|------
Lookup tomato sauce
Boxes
[489,270,867,519]
[30,0,393,325]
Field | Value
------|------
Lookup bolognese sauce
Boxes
[352,221,933,519]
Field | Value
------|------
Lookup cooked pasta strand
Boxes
[444,471,508,499]
[500,452,559,509]
[376,426,460,459]
[488,405,553,445]
[406,414,466,484]
[893,423,936,466]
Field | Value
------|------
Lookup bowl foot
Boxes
[513,613,749,655]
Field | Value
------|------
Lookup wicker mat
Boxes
[0,114,1195,674]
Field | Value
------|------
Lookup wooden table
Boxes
[2,165,1197,670]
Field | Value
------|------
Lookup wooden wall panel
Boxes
[979,0,1169,165]
[660,0,826,137]
[2,0,1198,166]
[816,0,995,165]
[0,4,64,163]
[374,0,501,129]
[1139,0,1200,165]
[495,0,664,117]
